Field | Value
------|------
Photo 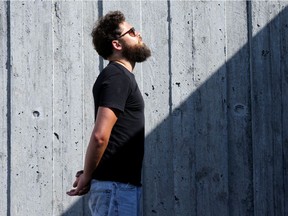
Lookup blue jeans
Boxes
[88,180,142,216]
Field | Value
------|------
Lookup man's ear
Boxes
[112,40,122,51]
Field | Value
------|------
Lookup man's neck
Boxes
[109,58,135,72]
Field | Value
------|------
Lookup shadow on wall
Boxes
[62,5,288,216]
[61,196,90,216]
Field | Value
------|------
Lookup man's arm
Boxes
[67,106,118,196]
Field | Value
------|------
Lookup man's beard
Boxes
[121,41,151,63]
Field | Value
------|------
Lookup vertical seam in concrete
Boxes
[191,6,198,216]
[279,5,286,215]
[223,2,231,215]
[81,1,85,212]
[51,1,55,214]
[139,0,143,92]
[6,0,11,215]
[167,1,175,215]
[98,0,103,72]
[246,0,255,214]
[167,0,172,115]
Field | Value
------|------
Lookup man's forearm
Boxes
[82,107,118,178]
[82,128,108,178]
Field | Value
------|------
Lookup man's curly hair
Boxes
[91,11,125,59]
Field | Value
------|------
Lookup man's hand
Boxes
[66,171,91,196]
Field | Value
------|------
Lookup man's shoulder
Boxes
[101,62,121,75]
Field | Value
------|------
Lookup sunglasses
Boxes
[118,27,137,38]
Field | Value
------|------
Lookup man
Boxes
[67,11,151,216]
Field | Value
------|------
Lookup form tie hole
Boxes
[33,111,40,117]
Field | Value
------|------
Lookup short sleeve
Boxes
[98,73,131,112]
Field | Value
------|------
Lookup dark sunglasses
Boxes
[118,27,136,38]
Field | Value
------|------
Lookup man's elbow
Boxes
[93,132,109,147]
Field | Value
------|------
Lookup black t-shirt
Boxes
[92,62,144,186]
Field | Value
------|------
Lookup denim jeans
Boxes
[88,180,142,216]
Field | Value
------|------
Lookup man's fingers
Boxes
[73,179,79,188]
[67,185,90,196]
[75,170,84,177]
[66,189,87,196]
[66,189,78,196]
[67,173,91,196]
[78,186,89,195]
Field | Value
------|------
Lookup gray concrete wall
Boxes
[1,1,287,215]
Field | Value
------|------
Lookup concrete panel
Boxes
[140,1,174,216]
[250,2,288,216]
[9,1,53,215]
[82,1,100,148]
[62,1,101,215]
[280,5,288,216]
[225,1,253,216]
[0,2,8,216]
[52,1,87,215]
[187,2,229,215]
[169,2,197,215]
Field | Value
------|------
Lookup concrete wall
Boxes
[1,1,287,215]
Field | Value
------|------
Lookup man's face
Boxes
[118,22,151,63]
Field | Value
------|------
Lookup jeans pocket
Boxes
[89,188,112,216]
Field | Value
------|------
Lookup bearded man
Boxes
[67,11,151,216]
